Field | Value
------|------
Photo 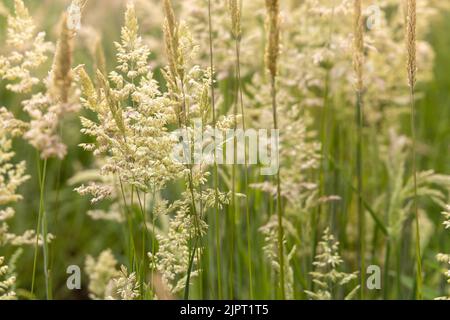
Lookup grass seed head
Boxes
[49,14,74,104]
[353,0,364,92]
[265,0,280,79]
[228,0,241,39]
[406,0,417,89]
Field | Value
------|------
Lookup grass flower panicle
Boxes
[305,228,359,300]
[436,205,450,300]
[0,256,16,300]
[0,0,53,93]
[85,249,119,299]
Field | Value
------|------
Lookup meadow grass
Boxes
[0,0,449,301]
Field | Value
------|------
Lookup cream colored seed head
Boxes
[406,0,417,89]
[228,0,241,39]
[265,0,280,79]
[50,13,74,104]
[163,0,184,84]
[353,0,364,93]
[163,0,177,39]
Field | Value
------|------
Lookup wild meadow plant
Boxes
[304,228,359,300]
[0,0,449,300]
[0,0,84,299]
[436,205,450,300]
[76,1,232,298]
[0,107,48,251]
[0,255,16,299]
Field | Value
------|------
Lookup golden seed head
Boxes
[94,38,106,76]
[163,0,177,38]
[264,0,280,79]
[50,13,74,103]
[14,0,28,18]
[96,70,126,136]
[77,67,97,111]
[406,0,417,89]
[352,0,364,92]
[163,0,183,83]
[125,2,139,40]
[228,0,241,39]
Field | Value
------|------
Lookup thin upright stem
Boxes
[119,177,138,272]
[235,36,254,299]
[356,90,365,299]
[136,190,149,297]
[229,98,237,299]
[184,170,200,300]
[180,73,201,301]
[270,76,285,299]
[31,156,48,298]
[409,88,423,300]
[207,0,223,299]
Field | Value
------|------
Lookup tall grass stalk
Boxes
[271,77,285,300]
[208,0,223,299]
[162,0,201,299]
[235,9,254,302]
[228,0,254,299]
[265,0,285,299]
[136,189,149,297]
[406,0,423,300]
[31,155,49,298]
[181,75,203,300]
[229,67,237,298]
[353,0,365,299]
[117,178,137,273]
[183,130,201,300]
[314,3,337,289]
[229,13,238,298]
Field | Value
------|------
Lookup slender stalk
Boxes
[409,89,422,299]
[237,43,254,301]
[406,0,422,300]
[396,240,402,297]
[383,240,391,299]
[265,0,285,299]
[31,156,48,298]
[229,0,239,297]
[180,73,201,301]
[184,233,199,299]
[184,171,200,300]
[270,77,285,299]
[119,177,138,272]
[230,71,237,301]
[313,2,336,286]
[197,121,207,299]
[230,0,254,298]
[136,190,149,297]
[162,0,201,299]
[356,90,365,299]
[49,128,63,301]
[353,0,365,299]
[42,199,51,300]
[150,190,157,296]
[207,0,223,299]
